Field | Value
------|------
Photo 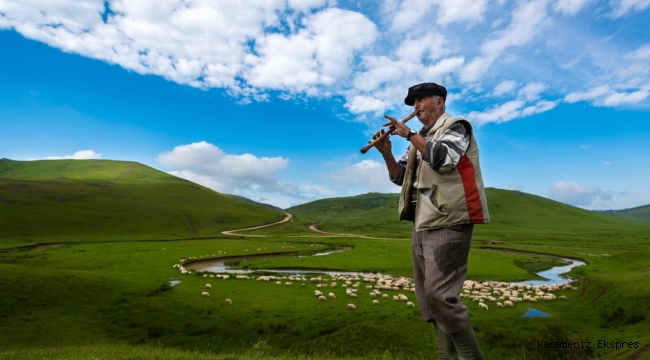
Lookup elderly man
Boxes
[372,83,489,360]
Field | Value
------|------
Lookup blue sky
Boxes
[1,0,649,209]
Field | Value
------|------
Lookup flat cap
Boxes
[404,82,447,106]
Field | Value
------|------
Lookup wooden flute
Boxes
[359,109,421,154]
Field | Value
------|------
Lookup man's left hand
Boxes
[383,115,411,138]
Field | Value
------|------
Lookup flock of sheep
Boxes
[173,257,577,312]
[461,279,577,310]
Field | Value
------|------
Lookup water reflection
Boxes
[517,259,585,286]
[522,307,551,318]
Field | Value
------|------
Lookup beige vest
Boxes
[398,112,490,231]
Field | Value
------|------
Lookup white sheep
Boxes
[497,302,503,307]
[504,300,513,307]
[319,295,327,301]
[406,301,414,308]
[205,284,212,289]
[479,303,489,310]
[201,292,210,297]
[349,293,358,298]
[372,300,380,305]
[347,304,356,310]
[225,299,232,304]
[314,290,323,297]
[382,294,389,299]
[329,292,336,299]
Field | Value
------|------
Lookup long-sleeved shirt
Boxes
[390,121,471,205]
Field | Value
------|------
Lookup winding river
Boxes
[184,247,585,285]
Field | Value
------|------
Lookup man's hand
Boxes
[371,128,392,155]
[383,115,411,138]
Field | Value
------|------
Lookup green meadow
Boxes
[1,159,649,359]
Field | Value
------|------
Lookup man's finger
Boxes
[383,114,398,123]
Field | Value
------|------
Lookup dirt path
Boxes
[305,223,401,240]
[222,214,405,240]
[221,213,293,236]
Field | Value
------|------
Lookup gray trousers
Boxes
[412,224,473,334]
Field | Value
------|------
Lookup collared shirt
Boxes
[389,121,471,205]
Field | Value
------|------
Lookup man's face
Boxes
[414,95,443,124]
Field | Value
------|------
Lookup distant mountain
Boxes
[0,159,284,242]
[286,189,650,242]
[226,194,283,212]
[599,204,650,224]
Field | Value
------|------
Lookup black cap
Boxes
[404,82,447,106]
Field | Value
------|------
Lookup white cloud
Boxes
[626,43,650,60]
[44,150,102,160]
[518,82,548,101]
[435,0,489,26]
[547,182,650,210]
[244,8,378,92]
[2,0,649,127]
[564,85,611,103]
[327,160,399,193]
[158,141,288,184]
[461,0,552,82]
[549,181,612,207]
[552,0,593,15]
[565,85,649,107]
[385,0,488,31]
[467,97,558,126]
[609,0,650,18]
[602,89,650,106]
[345,95,389,114]
[156,141,346,208]
[493,80,517,96]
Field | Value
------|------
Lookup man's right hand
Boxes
[371,128,393,155]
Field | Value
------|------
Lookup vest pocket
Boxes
[416,185,451,228]
[423,184,451,215]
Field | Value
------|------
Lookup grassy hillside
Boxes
[0,159,284,244]
[227,194,283,212]
[284,189,650,247]
[601,204,650,224]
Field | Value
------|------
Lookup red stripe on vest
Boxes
[457,155,484,223]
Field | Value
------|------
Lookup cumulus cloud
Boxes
[244,8,378,93]
[327,160,400,193]
[158,141,288,186]
[385,0,488,31]
[2,0,649,129]
[549,181,613,207]
[156,141,345,208]
[44,150,102,160]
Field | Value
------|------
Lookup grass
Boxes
[0,159,284,245]
[600,204,650,224]
[1,159,650,359]
[283,190,650,249]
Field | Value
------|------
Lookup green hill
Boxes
[0,159,283,244]
[286,189,650,247]
[226,194,283,212]
[600,204,650,224]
